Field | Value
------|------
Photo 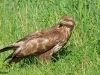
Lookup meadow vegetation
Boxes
[0,0,100,75]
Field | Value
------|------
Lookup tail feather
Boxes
[0,45,18,53]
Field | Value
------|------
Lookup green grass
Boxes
[0,0,100,75]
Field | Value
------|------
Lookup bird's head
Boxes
[59,16,75,28]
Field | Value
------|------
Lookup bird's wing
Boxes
[12,28,64,57]
[16,24,59,43]
[12,29,47,48]
[16,30,43,42]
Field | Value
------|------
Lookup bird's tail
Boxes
[0,45,18,53]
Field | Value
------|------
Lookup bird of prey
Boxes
[0,16,75,64]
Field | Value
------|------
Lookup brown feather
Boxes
[0,16,75,64]
[0,45,18,53]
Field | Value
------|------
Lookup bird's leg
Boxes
[38,50,53,63]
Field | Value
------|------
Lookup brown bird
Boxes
[0,16,75,64]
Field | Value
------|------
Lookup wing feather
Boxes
[12,28,63,57]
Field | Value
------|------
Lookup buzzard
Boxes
[0,16,75,64]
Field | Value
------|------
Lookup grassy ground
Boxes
[0,0,100,75]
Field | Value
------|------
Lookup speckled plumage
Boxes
[0,16,75,64]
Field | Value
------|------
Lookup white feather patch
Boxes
[53,43,62,53]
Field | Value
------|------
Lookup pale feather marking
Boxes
[53,43,62,53]
[67,21,73,26]
[13,41,24,46]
